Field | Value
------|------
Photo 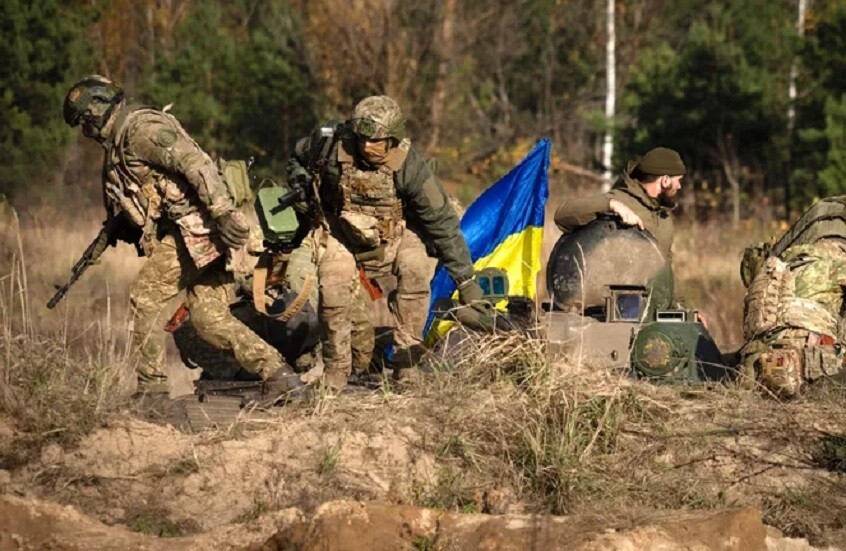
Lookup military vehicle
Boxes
[542,217,732,383]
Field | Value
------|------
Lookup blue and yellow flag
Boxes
[425,138,550,337]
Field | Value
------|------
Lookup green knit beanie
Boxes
[637,147,686,176]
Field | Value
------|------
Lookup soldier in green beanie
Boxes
[555,147,686,260]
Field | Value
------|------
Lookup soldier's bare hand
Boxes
[217,210,250,249]
[609,199,644,230]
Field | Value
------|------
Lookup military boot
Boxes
[321,368,350,392]
[390,361,422,390]
[263,364,306,402]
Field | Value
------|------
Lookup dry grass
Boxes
[673,218,783,349]
[0,204,134,467]
[405,331,846,545]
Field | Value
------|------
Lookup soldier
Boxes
[740,236,846,397]
[554,147,685,260]
[62,75,302,397]
[287,96,486,389]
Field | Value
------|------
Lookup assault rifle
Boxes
[47,216,123,309]
[275,179,311,213]
[276,122,341,213]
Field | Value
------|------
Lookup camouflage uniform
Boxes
[287,96,474,388]
[739,238,846,396]
[64,76,290,390]
[173,233,325,379]
[554,159,676,260]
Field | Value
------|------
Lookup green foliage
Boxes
[621,1,790,181]
[818,95,846,197]
[142,1,314,176]
[793,3,846,201]
[4,0,846,215]
[0,0,93,197]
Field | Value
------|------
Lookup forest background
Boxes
[3,0,846,214]
[2,0,846,348]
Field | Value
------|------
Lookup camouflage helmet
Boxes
[351,95,406,140]
[63,75,124,128]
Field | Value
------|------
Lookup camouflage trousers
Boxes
[318,226,436,387]
[740,328,842,396]
[129,229,285,382]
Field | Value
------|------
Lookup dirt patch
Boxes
[0,495,832,551]
[13,396,437,532]
[3,336,846,547]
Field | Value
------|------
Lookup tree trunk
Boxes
[716,138,742,227]
[428,0,456,152]
[786,0,808,216]
[601,0,616,192]
[788,0,807,134]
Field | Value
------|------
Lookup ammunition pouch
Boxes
[338,211,382,249]
[353,245,385,263]
[759,346,804,397]
[218,158,252,207]
[753,334,841,396]
[804,343,842,381]
[743,256,792,340]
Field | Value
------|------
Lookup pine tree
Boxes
[0,0,92,197]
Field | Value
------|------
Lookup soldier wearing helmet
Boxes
[287,95,486,389]
[63,75,303,397]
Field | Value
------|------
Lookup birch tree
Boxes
[602,0,616,191]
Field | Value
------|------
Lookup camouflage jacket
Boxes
[781,240,846,326]
[102,101,236,268]
[554,163,675,260]
[287,124,475,283]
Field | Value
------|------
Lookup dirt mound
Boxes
[0,494,832,551]
[3,340,846,548]
[14,400,437,532]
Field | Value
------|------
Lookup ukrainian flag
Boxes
[425,138,550,337]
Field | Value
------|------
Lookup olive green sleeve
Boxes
[397,146,475,283]
[286,135,313,185]
[553,193,612,232]
[128,117,234,218]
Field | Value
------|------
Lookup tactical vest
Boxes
[104,105,223,225]
[743,255,838,341]
[102,105,156,229]
[332,138,410,249]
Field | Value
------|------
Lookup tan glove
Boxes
[457,279,484,305]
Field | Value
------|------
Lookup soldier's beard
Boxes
[658,189,678,209]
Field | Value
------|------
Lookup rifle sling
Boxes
[252,252,313,322]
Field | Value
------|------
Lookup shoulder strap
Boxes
[111,104,160,188]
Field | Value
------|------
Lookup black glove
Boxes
[457,279,484,305]
[217,210,250,249]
